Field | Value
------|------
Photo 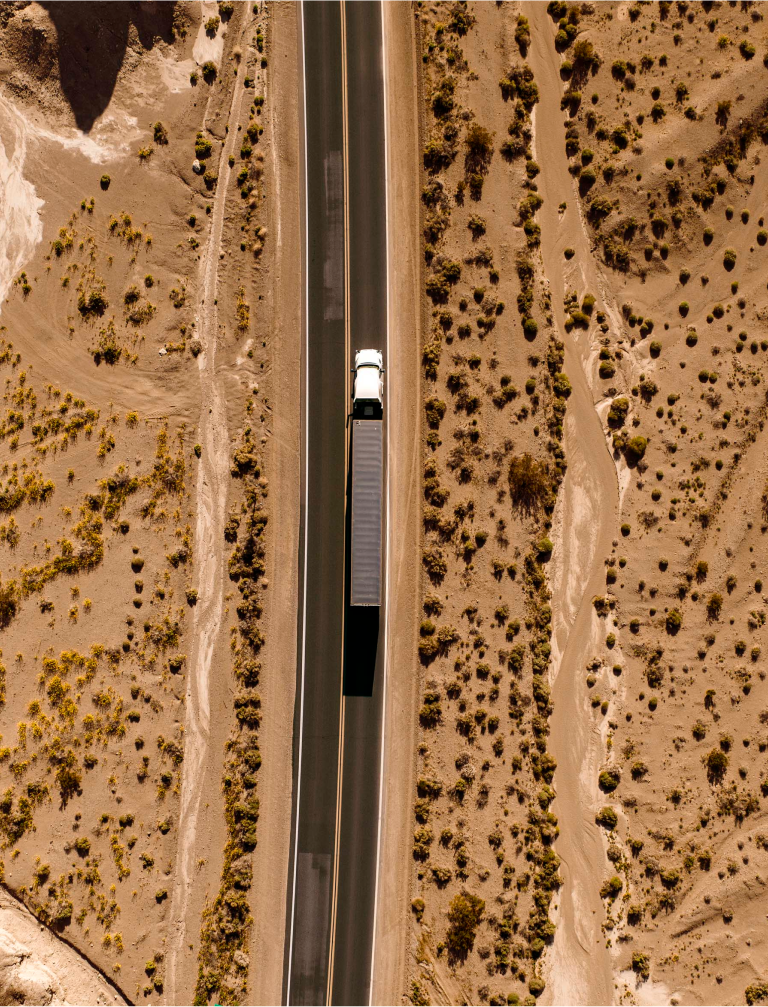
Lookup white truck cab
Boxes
[353,348,384,419]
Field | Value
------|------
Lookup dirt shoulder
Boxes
[371,3,423,1004]
[245,3,302,1004]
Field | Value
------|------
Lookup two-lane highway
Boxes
[285,3,388,1005]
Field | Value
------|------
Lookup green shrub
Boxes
[529,977,546,998]
[706,748,728,782]
[599,768,620,792]
[78,290,108,317]
[508,454,551,516]
[600,875,623,898]
[195,133,213,158]
[607,397,629,428]
[746,982,768,1006]
[707,593,722,620]
[595,806,618,829]
[624,436,647,466]
[0,578,18,629]
[446,891,484,959]
[665,608,682,634]
[632,952,651,980]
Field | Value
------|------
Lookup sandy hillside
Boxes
[399,3,768,1007]
[0,2,299,1005]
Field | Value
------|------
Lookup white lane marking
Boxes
[286,2,310,1002]
[368,2,390,1002]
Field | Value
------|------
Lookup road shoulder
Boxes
[371,4,422,1003]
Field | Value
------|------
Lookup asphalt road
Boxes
[285,3,387,1005]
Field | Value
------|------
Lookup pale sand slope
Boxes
[0,889,125,1006]
[0,99,43,311]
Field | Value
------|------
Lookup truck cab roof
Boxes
[353,348,384,418]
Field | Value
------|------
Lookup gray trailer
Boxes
[350,418,383,606]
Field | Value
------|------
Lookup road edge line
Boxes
[285,3,310,1001]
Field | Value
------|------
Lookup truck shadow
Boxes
[343,440,379,697]
[40,2,177,133]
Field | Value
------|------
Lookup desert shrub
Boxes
[425,398,446,428]
[746,982,768,1006]
[624,436,647,466]
[600,875,623,899]
[552,372,571,398]
[607,397,629,428]
[665,609,682,634]
[54,750,82,807]
[707,593,723,621]
[0,579,18,629]
[195,133,213,159]
[632,952,651,980]
[202,60,217,82]
[100,174,110,189]
[153,121,168,144]
[706,748,728,783]
[432,77,455,117]
[508,454,551,516]
[515,15,531,55]
[446,891,484,959]
[422,548,447,583]
[578,167,596,193]
[723,248,737,270]
[464,123,495,171]
[419,691,441,723]
[599,768,620,792]
[78,290,108,317]
[529,977,546,998]
[523,316,538,339]
[595,806,618,829]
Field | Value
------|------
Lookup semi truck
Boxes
[350,349,384,607]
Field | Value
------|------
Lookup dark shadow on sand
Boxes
[41,2,177,133]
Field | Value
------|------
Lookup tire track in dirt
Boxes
[166,8,253,1001]
[525,5,617,1004]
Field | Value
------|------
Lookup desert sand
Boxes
[4,2,768,1007]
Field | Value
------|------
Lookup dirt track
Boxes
[166,8,253,1000]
